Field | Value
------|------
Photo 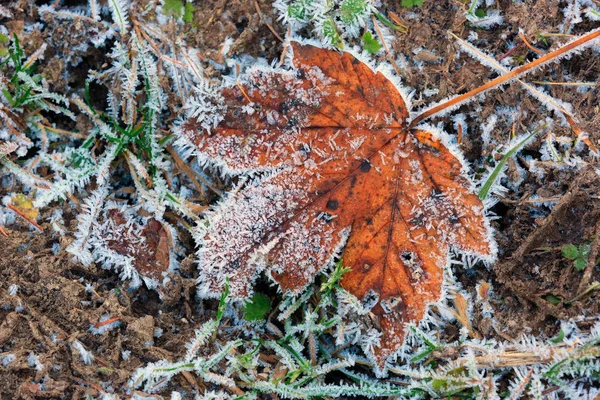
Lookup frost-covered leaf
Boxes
[91,208,172,285]
[180,42,494,366]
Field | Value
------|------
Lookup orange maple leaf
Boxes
[181,42,495,366]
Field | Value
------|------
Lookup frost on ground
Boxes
[1,0,600,398]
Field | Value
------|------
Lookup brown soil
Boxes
[0,0,599,398]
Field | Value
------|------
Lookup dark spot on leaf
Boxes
[410,217,423,226]
[286,117,298,127]
[299,144,311,154]
[279,99,298,114]
[326,199,339,210]
[360,160,371,172]
[401,252,415,262]
[365,217,373,225]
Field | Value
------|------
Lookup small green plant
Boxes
[562,243,591,271]
[1,34,72,115]
[275,0,406,49]
[464,0,503,28]
[401,0,424,7]
[512,54,526,64]
[361,31,382,54]
[243,293,271,321]
[132,264,422,397]
[543,294,562,306]
[162,0,195,22]
[536,31,549,47]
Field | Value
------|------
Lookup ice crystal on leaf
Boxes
[179,42,495,366]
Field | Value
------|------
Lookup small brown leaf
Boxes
[103,209,171,283]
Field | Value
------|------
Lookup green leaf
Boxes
[578,243,591,258]
[321,17,343,49]
[410,347,434,363]
[243,293,271,321]
[163,0,184,18]
[340,0,368,24]
[0,33,9,44]
[361,31,382,54]
[287,1,309,20]
[216,279,230,325]
[475,8,486,18]
[183,3,195,23]
[543,295,561,306]
[574,258,587,271]
[373,12,407,33]
[401,0,423,7]
[561,244,579,260]
[550,329,565,344]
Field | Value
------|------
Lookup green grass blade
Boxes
[478,127,543,200]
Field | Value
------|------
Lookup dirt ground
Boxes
[0,0,599,398]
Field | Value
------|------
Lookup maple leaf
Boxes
[181,42,495,366]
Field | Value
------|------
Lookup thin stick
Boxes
[39,124,87,139]
[371,15,406,79]
[254,1,284,42]
[7,204,43,232]
[279,26,292,67]
[531,80,598,86]
[519,31,545,55]
[387,11,409,32]
[371,15,391,54]
[94,317,120,329]
[0,225,8,238]
[410,29,600,128]
[133,23,187,68]
[541,33,575,38]
[448,31,597,152]
[577,222,600,293]
[236,80,252,103]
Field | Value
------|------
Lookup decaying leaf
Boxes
[96,209,172,284]
[180,42,495,365]
[11,193,39,220]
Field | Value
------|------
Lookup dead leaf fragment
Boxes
[103,209,171,283]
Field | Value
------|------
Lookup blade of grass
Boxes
[478,125,546,200]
